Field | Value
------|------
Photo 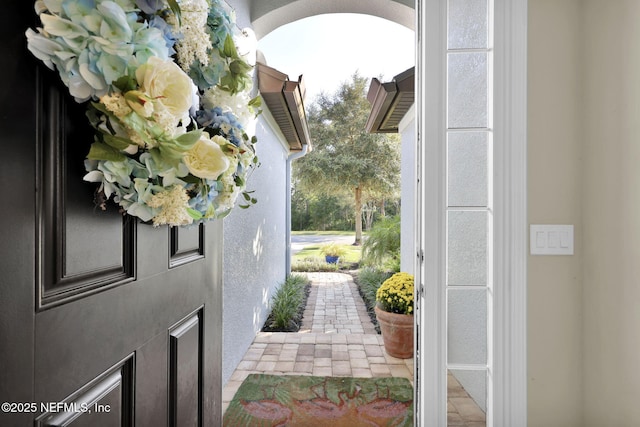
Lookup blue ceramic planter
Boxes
[325,255,340,264]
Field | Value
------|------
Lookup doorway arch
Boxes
[250,0,414,39]
[240,1,529,425]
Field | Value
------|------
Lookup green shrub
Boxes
[356,267,394,310]
[361,215,401,271]
[291,257,341,272]
[320,242,348,257]
[265,274,310,331]
[353,267,393,333]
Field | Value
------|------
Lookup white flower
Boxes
[202,86,255,129]
[183,134,230,180]
[136,57,193,120]
[169,0,212,71]
[101,92,133,118]
[147,185,193,226]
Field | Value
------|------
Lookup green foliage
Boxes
[320,242,347,257]
[353,267,394,332]
[291,193,354,231]
[218,35,254,94]
[292,241,361,268]
[361,215,401,272]
[291,257,341,272]
[266,275,310,331]
[292,72,401,241]
[356,267,394,310]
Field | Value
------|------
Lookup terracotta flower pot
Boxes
[374,304,414,359]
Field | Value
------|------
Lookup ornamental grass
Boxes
[263,275,310,332]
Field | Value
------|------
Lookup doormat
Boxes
[223,374,413,427]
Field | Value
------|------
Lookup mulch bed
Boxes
[260,282,311,333]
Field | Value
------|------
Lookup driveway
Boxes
[291,234,357,255]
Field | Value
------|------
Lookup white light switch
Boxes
[530,225,574,255]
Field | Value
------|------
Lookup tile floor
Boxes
[222,272,486,426]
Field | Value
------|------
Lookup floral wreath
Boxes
[26,0,261,226]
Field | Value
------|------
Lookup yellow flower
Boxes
[376,272,415,315]
[183,134,230,180]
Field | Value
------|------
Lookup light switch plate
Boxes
[530,225,574,255]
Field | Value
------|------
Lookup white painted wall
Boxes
[528,1,583,425]
[529,1,640,425]
[222,114,289,385]
[582,1,640,425]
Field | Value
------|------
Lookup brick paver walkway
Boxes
[222,272,486,426]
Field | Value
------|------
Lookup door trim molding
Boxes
[492,0,528,424]
[415,0,448,425]
[415,0,528,425]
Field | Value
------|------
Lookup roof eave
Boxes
[257,62,312,151]
[365,66,415,134]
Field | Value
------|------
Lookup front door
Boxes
[0,1,222,425]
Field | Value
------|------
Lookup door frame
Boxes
[414,0,528,425]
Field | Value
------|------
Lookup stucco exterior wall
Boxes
[222,115,289,385]
[225,0,251,29]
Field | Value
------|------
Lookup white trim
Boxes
[415,0,447,425]
[492,0,528,425]
[416,0,527,425]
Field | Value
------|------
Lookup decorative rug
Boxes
[223,374,413,427]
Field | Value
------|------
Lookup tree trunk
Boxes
[354,186,363,245]
[363,201,375,231]
[380,199,386,217]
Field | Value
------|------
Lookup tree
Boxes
[293,72,400,244]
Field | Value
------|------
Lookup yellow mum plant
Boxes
[375,272,414,315]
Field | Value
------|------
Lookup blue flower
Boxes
[148,15,180,56]
[26,0,170,101]
[187,181,219,216]
[195,107,245,146]
[135,0,164,14]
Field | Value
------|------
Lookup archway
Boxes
[225,1,528,426]
[250,0,414,39]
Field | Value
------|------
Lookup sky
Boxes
[257,13,415,104]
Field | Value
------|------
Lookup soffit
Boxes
[365,66,415,134]
[256,62,311,152]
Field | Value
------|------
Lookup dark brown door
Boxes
[0,1,222,425]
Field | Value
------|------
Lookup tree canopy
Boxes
[293,72,400,244]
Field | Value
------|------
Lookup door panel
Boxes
[169,311,203,426]
[36,355,134,426]
[0,1,223,425]
[170,225,205,268]
[38,81,136,309]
